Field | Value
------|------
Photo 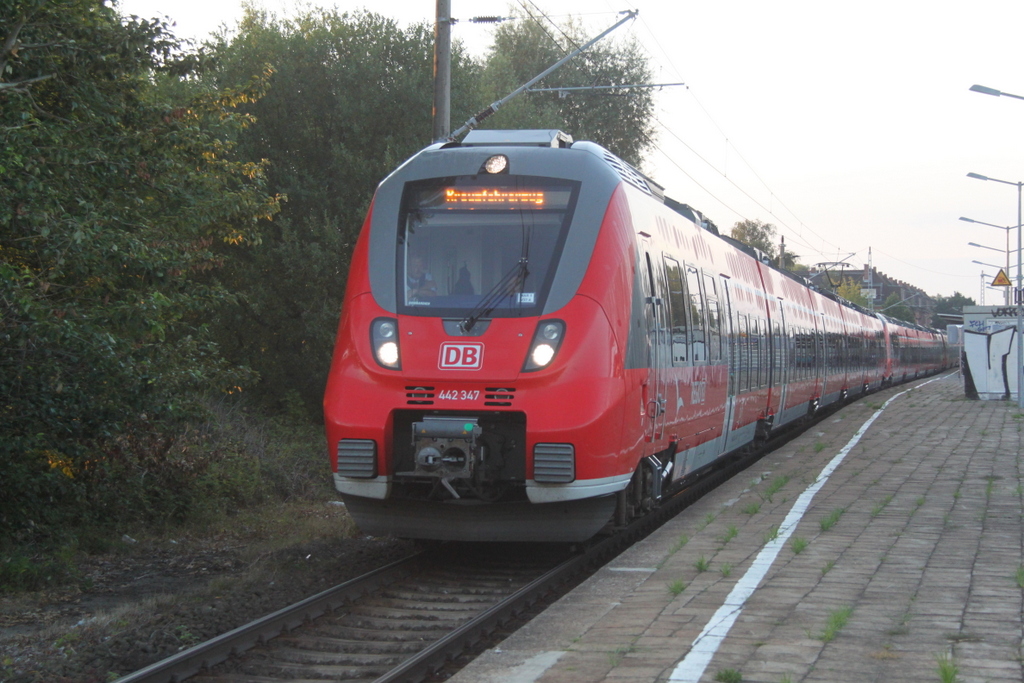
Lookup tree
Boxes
[837,278,871,308]
[200,7,660,413]
[1,0,279,536]
[202,8,481,413]
[730,219,779,260]
[931,291,975,328]
[881,293,915,324]
[476,11,656,165]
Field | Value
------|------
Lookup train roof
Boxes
[447,130,941,334]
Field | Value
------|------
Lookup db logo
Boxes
[439,342,484,370]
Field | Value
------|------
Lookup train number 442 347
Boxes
[437,389,481,401]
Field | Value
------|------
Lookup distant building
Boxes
[805,264,935,327]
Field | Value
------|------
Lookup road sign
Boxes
[992,269,1012,287]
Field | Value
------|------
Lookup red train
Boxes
[323,129,950,542]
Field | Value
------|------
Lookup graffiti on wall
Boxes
[962,327,1017,400]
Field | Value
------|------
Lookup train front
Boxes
[323,130,636,542]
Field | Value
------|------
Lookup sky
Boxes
[115,0,1024,302]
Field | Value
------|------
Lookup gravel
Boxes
[0,525,416,683]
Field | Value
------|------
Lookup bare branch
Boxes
[0,73,54,94]
[0,15,29,78]
[1,0,48,79]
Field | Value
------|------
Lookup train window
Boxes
[760,318,767,387]
[738,315,750,392]
[685,266,706,362]
[707,299,721,362]
[663,256,689,365]
[702,272,721,362]
[721,280,735,394]
[397,176,578,317]
[749,317,758,388]
[770,319,778,385]
[757,318,767,387]
[702,273,717,300]
[795,329,811,380]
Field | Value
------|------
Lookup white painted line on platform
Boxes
[503,651,565,683]
[668,375,946,682]
[607,567,658,572]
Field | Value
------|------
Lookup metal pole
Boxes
[1017,181,1023,408]
[1006,225,1011,305]
[432,0,452,142]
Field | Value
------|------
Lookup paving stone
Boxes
[449,375,1024,682]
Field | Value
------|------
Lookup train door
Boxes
[720,278,738,453]
[774,302,788,418]
[641,244,668,443]
[814,312,825,401]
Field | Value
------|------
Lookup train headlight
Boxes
[523,319,565,372]
[371,317,401,369]
[531,343,556,367]
[483,154,509,174]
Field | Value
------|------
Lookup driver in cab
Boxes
[406,255,437,301]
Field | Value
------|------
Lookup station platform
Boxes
[450,372,1024,682]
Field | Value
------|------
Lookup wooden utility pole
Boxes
[432,0,451,141]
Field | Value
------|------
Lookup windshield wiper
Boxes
[459,257,529,334]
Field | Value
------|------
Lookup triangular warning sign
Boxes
[992,269,1012,287]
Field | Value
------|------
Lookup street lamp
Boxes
[961,216,1013,303]
[969,242,1005,254]
[967,170,1023,408]
[971,259,1017,271]
[970,84,1024,101]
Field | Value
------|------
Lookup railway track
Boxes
[114,425,802,683]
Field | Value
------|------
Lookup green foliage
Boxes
[817,605,853,642]
[203,8,479,413]
[758,474,790,503]
[1,0,279,540]
[931,291,974,328]
[819,507,845,532]
[0,2,662,548]
[935,652,959,683]
[203,7,659,414]
[0,546,79,592]
[836,277,870,307]
[476,11,655,166]
[730,219,779,259]
[714,669,742,683]
[881,292,915,323]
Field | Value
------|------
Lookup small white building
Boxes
[962,305,1021,400]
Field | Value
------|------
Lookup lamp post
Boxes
[971,259,1017,271]
[961,216,1013,304]
[967,171,1023,408]
[968,82,1024,407]
[970,84,1024,101]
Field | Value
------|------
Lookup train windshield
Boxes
[398,176,578,318]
